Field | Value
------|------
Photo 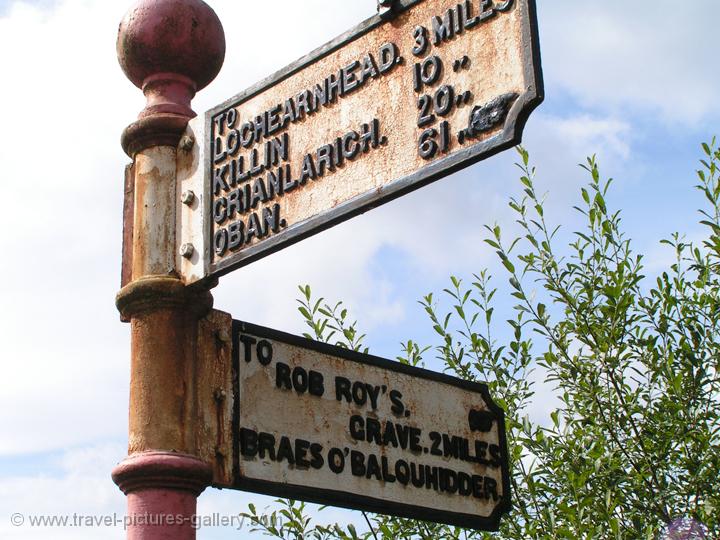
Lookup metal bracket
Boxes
[377,0,399,19]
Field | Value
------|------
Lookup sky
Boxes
[1,0,719,538]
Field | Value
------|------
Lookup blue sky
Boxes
[1,0,719,538]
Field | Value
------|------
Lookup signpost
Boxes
[176,0,542,283]
[114,0,543,537]
[227,321,511,529]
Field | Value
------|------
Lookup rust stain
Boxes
[120,163,135,305]
[194,309,234,486]
[232,333,507,516]
[210,0,532,265]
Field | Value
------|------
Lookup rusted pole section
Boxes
[112,1,225,538]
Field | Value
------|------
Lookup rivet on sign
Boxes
[181,190,196,205]
[213,388,227,403]
[179,135,195,152]
[180,243,195,258]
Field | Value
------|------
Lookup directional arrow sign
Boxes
[177,0,542,283]
[225,320,511,530]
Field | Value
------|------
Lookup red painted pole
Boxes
[112,1,225,538]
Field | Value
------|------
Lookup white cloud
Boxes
[0,444,126,540]
[523,112,636,204]
[193,0,378,114]
[0,0,707,536]
[0,0,134,456]
[0,0,381,456]
[0,442,368,540]
[0,0,638,459]
[214,215,409,335]
[540,0,720,124]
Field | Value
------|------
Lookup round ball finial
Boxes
[117,0,225,118]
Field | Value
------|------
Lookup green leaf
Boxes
[581,187,590,204]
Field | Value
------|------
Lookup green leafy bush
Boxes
[242,144,720,540]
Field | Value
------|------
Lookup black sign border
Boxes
[230,319,512,531]
[203,0,543,281]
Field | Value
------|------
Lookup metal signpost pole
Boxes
[112,1,225,538]
[112,0,543,536]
